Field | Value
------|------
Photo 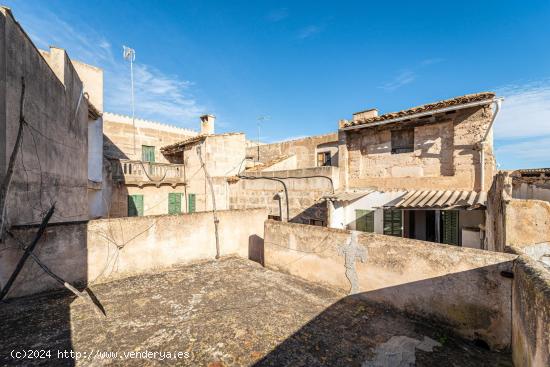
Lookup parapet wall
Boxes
[0,209,267,298]
[263,220,516,349]
[510,249,550,367]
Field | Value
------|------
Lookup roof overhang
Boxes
[341,98,501,132]
[323,190,374,203]
[383,190,487,210]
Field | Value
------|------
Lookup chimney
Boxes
[200,114,215,135]
[352,108,378,122]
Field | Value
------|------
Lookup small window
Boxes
[268,215,281,221]
[128,195,144,217]
[383,209,402,236]
[355,209,374,232]
[309,219,325,226]
[142,145,156,162]
[317,152,331,167]
[391,129,414,154]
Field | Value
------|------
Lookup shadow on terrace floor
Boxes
[0,257,513,366]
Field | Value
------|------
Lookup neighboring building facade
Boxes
[161,126,246,215]
[0,8,93,228]
[103,113,198,217]
[328,93,500,249]
[246,133,339,169]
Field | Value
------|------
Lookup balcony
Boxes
[111,159,185,187]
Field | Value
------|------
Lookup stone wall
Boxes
[342,105,495,191]
[511,253,550,367]
[229,167,337,224]
[0,208,267,298]
[506,199,550,250]
[486,171,550,252]
[103,112,197,163]
[0,9,89,226]
[263,220,516,349]
[247,133,338,169]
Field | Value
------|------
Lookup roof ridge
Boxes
[344,92,496,128]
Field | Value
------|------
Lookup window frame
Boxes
[391,128,414,154]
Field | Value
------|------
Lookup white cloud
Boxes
[494,79,550,139]
[10,5,205,127]
[379,71,416,92]
[266,8,289,22]
[420,58,445,66]
[297,25,321,39]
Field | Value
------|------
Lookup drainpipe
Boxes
[479,99,503,192]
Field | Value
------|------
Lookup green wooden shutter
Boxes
[355,210,374,233]
[188,193,196,213]
[141,145,155,162]
[441,210,459,245]
[383,209,402,236]
[128,195,144,217]
[168,193,182,214]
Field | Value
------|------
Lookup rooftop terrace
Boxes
[0,257,512,366]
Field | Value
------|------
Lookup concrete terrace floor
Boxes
[0,257,512,366]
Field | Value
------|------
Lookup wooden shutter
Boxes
[383,209,402,236]
[128,195,144,217]
[356,210,374,232]
[141,145,155,162]
[188,193,196,213]
[441,210,459,245]
[168,193,182,214]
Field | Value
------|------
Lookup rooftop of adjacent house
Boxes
[0,257,512,366]
[342,92,496,129]
[160,132,244,154]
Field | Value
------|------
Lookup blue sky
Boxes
[4,0,550,169]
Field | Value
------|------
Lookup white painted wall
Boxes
[328,191,406,233]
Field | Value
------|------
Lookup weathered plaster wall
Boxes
[0,222,88,298]
[1,9,89,226]
[263,220,516,349]
[103,112,197,162]
[506,199,550,250]
[0,208,267,298]
[511,254,550,367]
[87,208,267,283]
[229,167,337,223]
[513,182,550,202]
[247,133,339,168]
[344,106,495,191]
[70,59,103,113]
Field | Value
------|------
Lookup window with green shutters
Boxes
[188,193,196,213]
[141,145,155,163]
[355,209,374,232]
[383,209,402,237]
[128,195,144,217]
[441,210,459,246]
[168,193,182,214]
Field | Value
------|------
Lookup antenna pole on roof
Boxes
[123,46,136,156]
